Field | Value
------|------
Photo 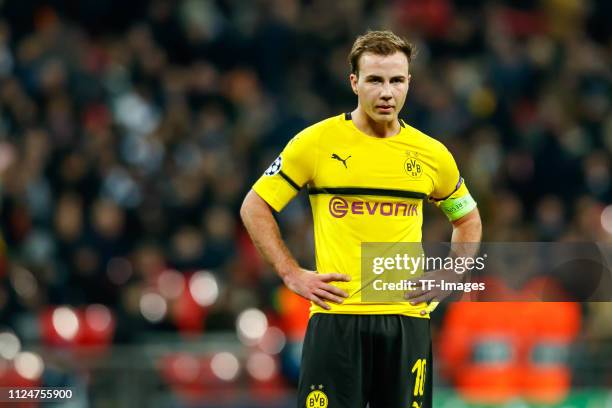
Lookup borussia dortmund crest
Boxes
[306,385,328,407]
[404,151,423,179]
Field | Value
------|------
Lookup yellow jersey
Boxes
[253,113,472,317]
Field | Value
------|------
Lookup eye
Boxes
[392,78,405,83]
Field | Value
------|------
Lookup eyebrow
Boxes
[365,74,407,81]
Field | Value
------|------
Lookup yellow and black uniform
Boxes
[252,113,476,408]
[253,112,474,316]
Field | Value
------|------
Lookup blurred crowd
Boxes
[0,0,611,352]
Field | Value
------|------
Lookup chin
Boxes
[371,112,395,123]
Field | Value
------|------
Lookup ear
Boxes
[349,73,358,95]
[407,74,411,91]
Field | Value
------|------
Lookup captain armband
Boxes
[439,193,477,221]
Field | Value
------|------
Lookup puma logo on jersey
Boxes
[331,153,351,168]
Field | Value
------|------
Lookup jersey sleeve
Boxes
[431,144,477,220]
[252,128,318,212]
[430,144,462,201]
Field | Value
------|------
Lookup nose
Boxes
[380,83,392,100]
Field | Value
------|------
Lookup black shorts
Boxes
[297,314,432,408]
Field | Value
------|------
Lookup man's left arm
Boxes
[405,208,482,312]
[405,143,482,310]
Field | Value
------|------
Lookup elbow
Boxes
[472,216,483,238]
[240,189,272,225]
[467,211,482,241]
[468,210,482,232]
[240,194,252,225]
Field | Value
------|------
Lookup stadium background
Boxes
[0,0,611,406]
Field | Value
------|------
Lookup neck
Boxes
[351,107,400,138]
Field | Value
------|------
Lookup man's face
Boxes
[350,51,411,124]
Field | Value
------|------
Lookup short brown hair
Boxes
[349,30,415,75]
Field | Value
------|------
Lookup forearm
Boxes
[240,189,299,280]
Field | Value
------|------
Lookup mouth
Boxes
[376,105,394,113]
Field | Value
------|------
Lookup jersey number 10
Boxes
[411,358,427,397]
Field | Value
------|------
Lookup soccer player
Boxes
[240,31,482,408]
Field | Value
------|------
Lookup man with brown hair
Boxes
[241,30,481,407]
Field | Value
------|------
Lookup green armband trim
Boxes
[439,193,477,221]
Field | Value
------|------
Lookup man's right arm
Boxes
[240,189,350,310]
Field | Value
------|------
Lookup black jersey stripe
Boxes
[308,187,426,200]
[429,176,463,202]
[279,171,301,191]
